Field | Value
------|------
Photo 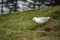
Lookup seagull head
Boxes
[33,17,37,21]
[46,17,51,19]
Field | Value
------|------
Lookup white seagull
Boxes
[33,17,51,24]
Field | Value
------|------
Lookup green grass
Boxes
[0,6,60,40]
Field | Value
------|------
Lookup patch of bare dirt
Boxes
[16,34,33,40]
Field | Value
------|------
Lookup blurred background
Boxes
[0,0,60,14]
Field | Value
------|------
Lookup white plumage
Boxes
[33,17,51,24]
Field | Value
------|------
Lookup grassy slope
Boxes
[0,6,60,40]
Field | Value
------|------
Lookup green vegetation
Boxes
[0,6,60,40]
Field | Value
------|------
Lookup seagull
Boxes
[33,17,51,24]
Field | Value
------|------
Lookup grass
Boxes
[0,6,60,40]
